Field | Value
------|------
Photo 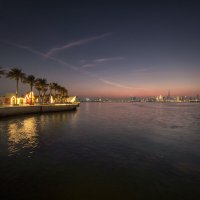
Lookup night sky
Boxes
[0,0,200,97]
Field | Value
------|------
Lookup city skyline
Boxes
[0,1,200,97]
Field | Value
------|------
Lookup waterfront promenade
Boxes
[0,103,79,118]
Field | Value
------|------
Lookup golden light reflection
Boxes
[8,117,38,154]
[68,111,79,128]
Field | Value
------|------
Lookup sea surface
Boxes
[0,103,200,200]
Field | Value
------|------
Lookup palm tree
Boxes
[53,83,59,96]
[35,84,42,103]
[23,75,36,105]
[6,68,26,104]
[35,78,48,104]
[54,85,68,103]
[55,84,63,102]
[52,83,60,103]
[49,82,57,103]
[42,87,48,103]
[0,67,5,78]
[49,82,56,97]
[61,87,68,103]
[59,86,64,99]
[63,87,68,98]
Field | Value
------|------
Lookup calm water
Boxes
[0,103,200,200]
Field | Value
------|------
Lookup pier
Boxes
[0,104,79,118]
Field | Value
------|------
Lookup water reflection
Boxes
[0,104,200,199]
[5,112,77,155]
[8,117,38,155]
[68,111,79,128]
[39,113,65,130]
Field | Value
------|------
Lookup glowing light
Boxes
[11,96,16,105]
[50,95,54,103]
[66,96,77,103]
[25,91,35,105]
[8,117,38,154]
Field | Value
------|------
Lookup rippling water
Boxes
[0,103,200,199]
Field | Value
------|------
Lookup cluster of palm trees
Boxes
[0,67,68,105]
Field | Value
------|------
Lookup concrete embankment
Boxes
[0,104,77,118]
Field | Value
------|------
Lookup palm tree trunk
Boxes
[41,90,44,104]
[30,85,33,105]
[44,91,46,103]
[38,91,41,103]
[50,89,52,103]
[42,92,44,104]
[16,79,19,104]
[54,89,57,102]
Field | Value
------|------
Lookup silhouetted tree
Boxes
[35,78,48,104]
[6,68,26,104]
[23,75,36,104]
[0,67,5,78]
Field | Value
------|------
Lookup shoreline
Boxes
[0,103,79,118]
[79,101,200,103]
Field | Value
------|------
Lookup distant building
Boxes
[166,89,171,101]
[130,97,141,102]
[176,96,181,102]
[156,95,164,102]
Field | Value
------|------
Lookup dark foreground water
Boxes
[0,103,200,200]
